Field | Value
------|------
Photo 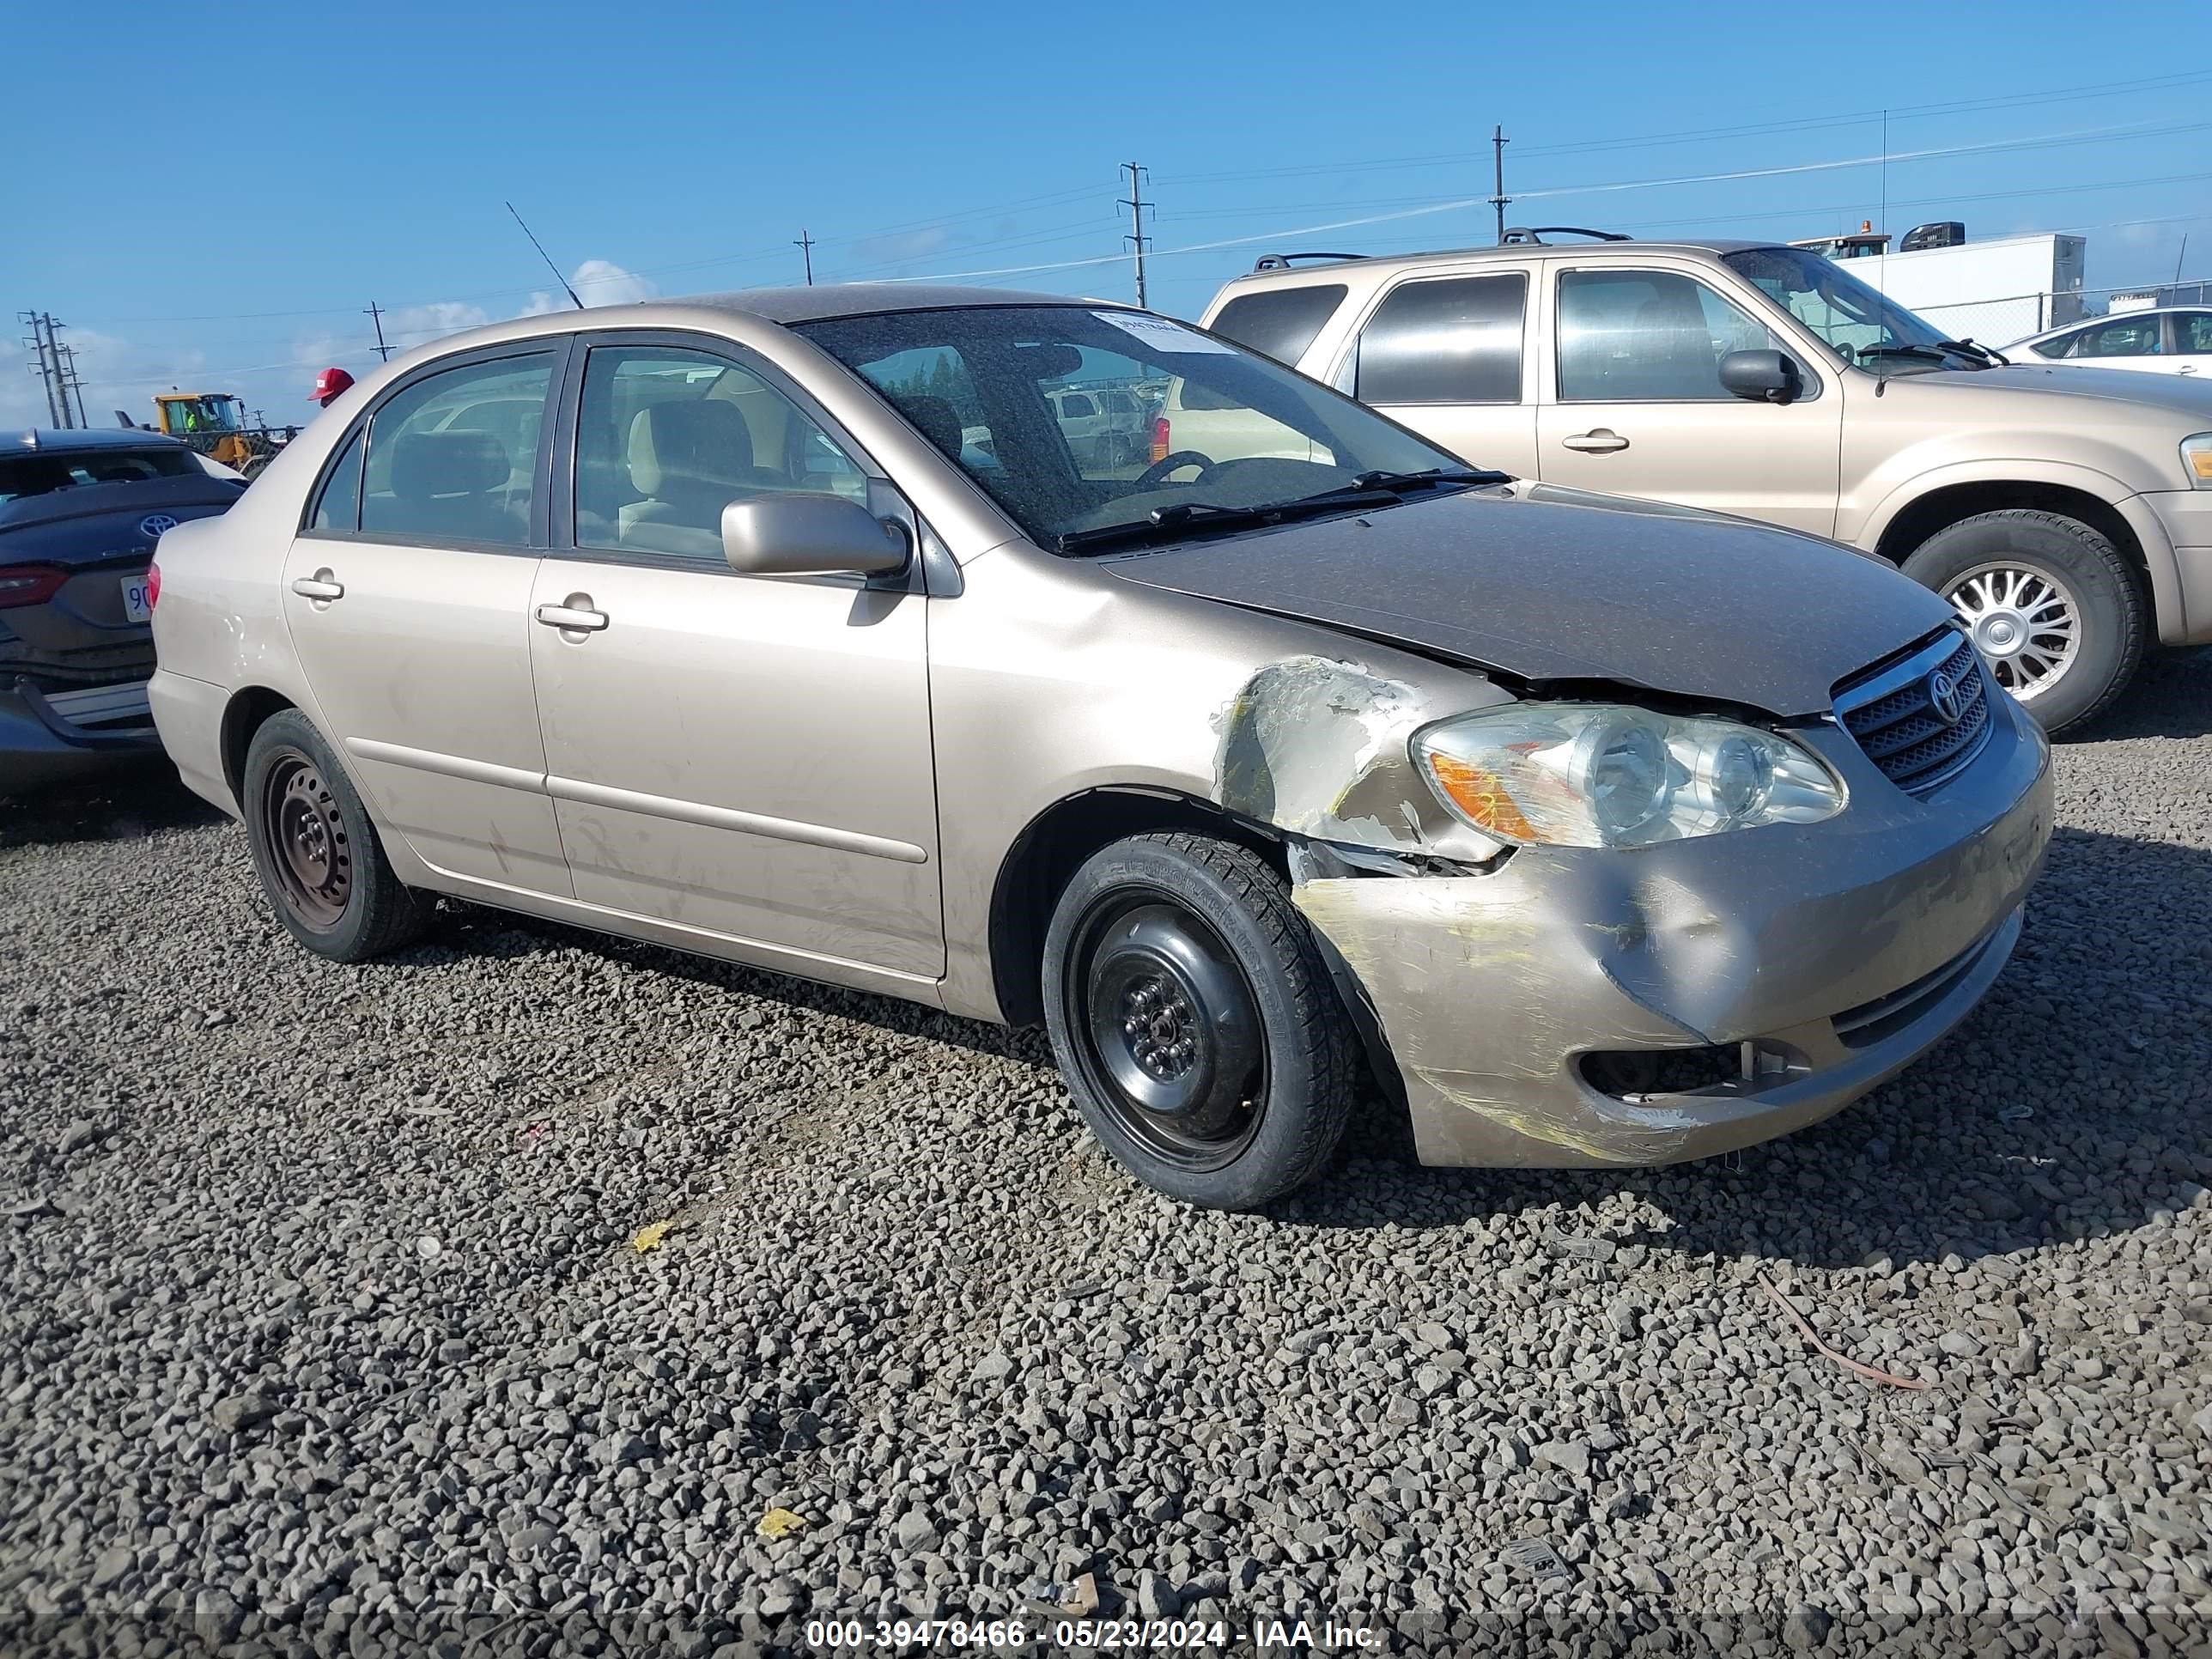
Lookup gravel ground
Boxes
[3,653,2211,1659]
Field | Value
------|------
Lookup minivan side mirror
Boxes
[720,494,910,578]
[1719,349,1802,405]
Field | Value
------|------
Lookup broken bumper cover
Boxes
[1294,692,2053,1169]
[0,675,162,798]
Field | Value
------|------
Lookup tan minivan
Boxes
[1197,235,2212,732]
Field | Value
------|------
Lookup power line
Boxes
[365,301,392,362]
[1155,68,2212,188]
[794,228,816,287]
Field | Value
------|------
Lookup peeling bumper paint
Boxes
[1294,691,2054,1169]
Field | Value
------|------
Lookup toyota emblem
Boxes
[138,513,179,540]
[1926,667,1966,726]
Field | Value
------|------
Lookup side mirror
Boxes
[720,493,910,578]
[1719,349,1802,404]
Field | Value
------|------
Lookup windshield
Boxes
[1723,246,1953,369]
[794,304,1464,548]
[0,447,198,505]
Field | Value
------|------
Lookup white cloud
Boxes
[520,258,658,316]
[381,300,495,347]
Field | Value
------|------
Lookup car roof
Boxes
[10,427,189,453]
[688,283,1101,324]
[1222,239,1778,287]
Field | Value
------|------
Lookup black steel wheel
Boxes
[1042,831,1359,1209]
[1066,896,1268,1172]
[259,745,352,930]
[242,708,428,962]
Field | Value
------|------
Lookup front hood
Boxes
[1099,485,1957,719]
[1894,362,2212,419]
[0,473,242,567]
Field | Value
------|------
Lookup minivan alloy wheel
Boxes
[1942,561,2081,702]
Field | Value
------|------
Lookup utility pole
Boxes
[1489,125,1511,246]
[20,312,61,427]
[365,301,392,362]
[794,228,816,286]
[55,341,88,428]
[1120,162,1151,308]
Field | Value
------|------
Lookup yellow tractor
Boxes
[151,392,296,478]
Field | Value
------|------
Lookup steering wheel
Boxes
[1133,450,1217,489]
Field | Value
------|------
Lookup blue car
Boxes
[2,428,244,798]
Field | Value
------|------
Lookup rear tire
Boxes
[1041,831,1358,1209]
[1900,509,2143,734]
[242,709,428,962]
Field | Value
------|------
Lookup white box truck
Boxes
[1788,228,2087,344]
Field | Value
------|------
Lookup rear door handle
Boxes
[290,570,344,601]
[1562,428,1630,453]
[534,601,608,633]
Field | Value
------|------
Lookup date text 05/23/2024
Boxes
[803,1615,1380,1650]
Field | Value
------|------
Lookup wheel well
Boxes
[220,687,295,807]
[988,788,1286,1027]
[1874,482,2148,594]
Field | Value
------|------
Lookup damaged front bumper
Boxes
[1292,691,2053,1169]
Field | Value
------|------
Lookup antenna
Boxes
[505,201,583,309]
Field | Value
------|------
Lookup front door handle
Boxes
[534,599,609,633]
[1562,428,1630,453]
[290,570,344,602]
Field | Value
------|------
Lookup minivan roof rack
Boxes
[1249,252,1370,272]
[1499,226,1632,246]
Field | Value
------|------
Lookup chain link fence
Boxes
[1905,283,2206,349]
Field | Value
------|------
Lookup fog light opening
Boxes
[1582,1041,1808,1103]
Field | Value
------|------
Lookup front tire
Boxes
[242,709,428,961]
[1041,832,1358,1209]
[1900,509,2143,734]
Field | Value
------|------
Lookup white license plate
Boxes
[120,574,153,623]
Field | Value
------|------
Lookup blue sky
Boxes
[3,0,2208,428]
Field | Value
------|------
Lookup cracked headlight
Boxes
[1413,704,1844,848]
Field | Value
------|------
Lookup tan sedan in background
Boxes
[148,288,2050,1208]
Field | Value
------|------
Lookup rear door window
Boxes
[1354,275,1526,404]
[358,352,555,548]
[1209,284,1348,368]
[308,428,365,532]
[2181,313,2212,354]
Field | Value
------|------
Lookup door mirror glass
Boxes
[720,493,910,577]
[1718,349,1802,404]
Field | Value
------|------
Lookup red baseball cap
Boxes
[311,367,356,404]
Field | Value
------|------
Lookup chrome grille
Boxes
[1832,631,1993,798]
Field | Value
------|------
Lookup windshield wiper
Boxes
[1058,489,1399,555]
[1055,468,1510,556]
[1346,466,1511,493]
[1856,340,2003,370]
[1936,337,2009,366]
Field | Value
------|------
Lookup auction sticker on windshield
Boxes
[1091,312,1234,355]
[120,574,154,623]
